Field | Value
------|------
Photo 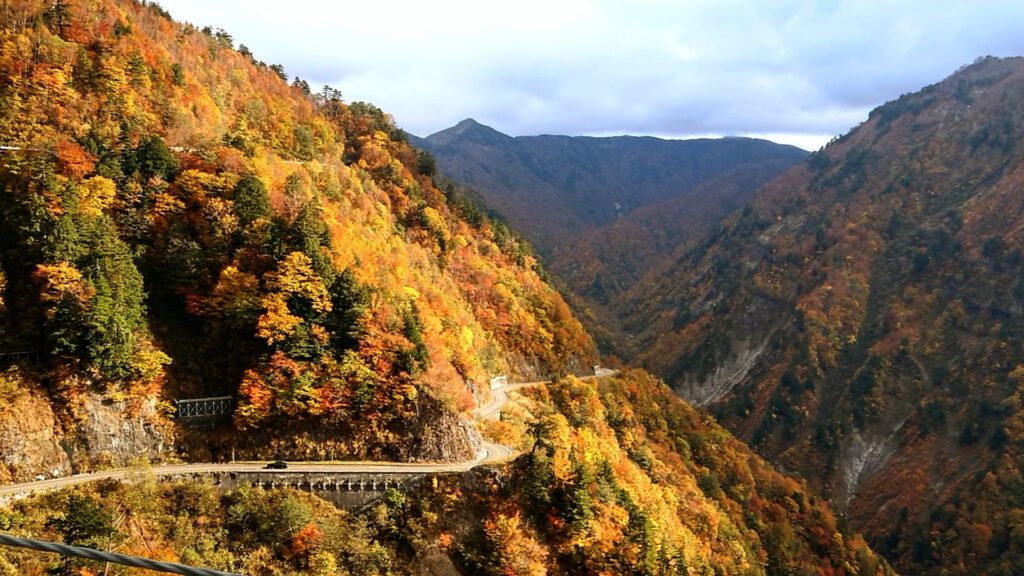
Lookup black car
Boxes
[265,460,288,469]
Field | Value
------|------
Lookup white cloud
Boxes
[159,0,1024,147]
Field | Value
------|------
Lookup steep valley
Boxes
[618,56,1024,575]
[415,121,806,355]
[0,1,897,574]
[4,1,1021,574]
[419,55,1024,575]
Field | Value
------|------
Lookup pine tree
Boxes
[232,173,270,225]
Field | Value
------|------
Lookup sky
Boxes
[159,0,1024,151]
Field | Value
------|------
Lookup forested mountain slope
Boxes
[625,56,1024,574]
[0,0,595,471]
[2,370,892,576]
[415,120,805,356]
[0,2,904,573]
[414,120,806,256]
[550,159,799,357]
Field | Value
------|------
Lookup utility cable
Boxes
[0,533,243,576]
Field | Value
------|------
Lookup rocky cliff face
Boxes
[0,374,172,481]
[74,395,170,468]
[405,395,483,462]
[0,387,71,482]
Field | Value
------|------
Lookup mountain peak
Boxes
[454,117,484,130]
[425,118,513,146]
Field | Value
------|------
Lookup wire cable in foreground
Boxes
[0,533,243,576]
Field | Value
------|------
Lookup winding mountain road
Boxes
[472,380,544,420]
[0,373,614,501]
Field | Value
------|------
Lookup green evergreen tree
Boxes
[46,494,116,548]
[288,203,333,282]
[325,269,367,353]
[80,217,146,378]
[399,304,428,374]
[232,173,271,225]
[124,135,177,181]
[46,213,83,263]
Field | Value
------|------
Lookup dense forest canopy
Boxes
[0,0,595,461]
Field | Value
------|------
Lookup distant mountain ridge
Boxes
[414,120,807,354]
[414,119,807,255]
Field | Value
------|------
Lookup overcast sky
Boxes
[160,0,1024,150]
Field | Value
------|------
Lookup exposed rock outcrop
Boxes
[72,395,170,469]
[0,385,172,482]
[0,388,71,483]
[679,337,769,406]
[406,394,482,462]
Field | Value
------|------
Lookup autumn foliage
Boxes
[426,370,892,575]
[0,0,595,458]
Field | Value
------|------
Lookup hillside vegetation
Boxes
[549,159,800,357]
[0,370,892,575]
[0,0,595,467]
[0,2,899,573]
[624,56,1024,574]
[414,119,805,355]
